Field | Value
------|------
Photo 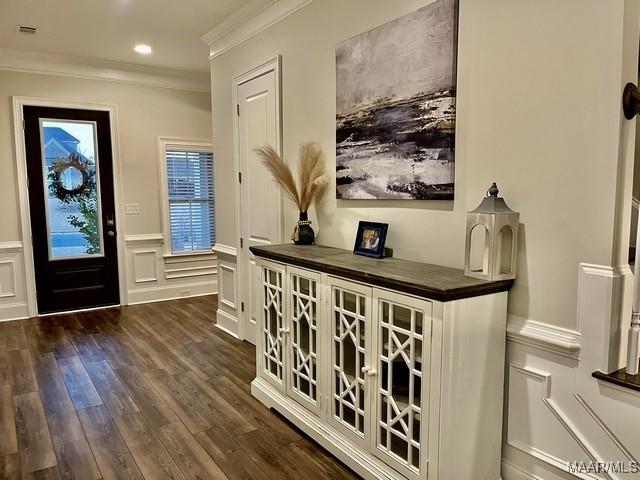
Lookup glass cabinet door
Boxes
[260,263,286,390]
[329,278,372,444]
[373,290,432,478]
[287,267,322,414]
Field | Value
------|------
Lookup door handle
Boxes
[361,366,377,377]
[106,214,115,226]
[107,231,116,237]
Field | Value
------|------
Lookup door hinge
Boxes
[238,172,242,184]
[241,302,245,313]
[237,104,240,116]
[240,237,244,249]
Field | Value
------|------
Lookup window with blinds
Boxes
[165,147,215,254]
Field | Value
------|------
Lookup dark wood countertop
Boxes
[250,244,513,302]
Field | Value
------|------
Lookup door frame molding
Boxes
[11,96,128,317]
[231,55,283,342]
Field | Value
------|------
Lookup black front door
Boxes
[23,106,120,314]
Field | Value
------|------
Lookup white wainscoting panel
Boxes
[0,242,28,321]
[125,234,217,306]
[503,262,640,480]
[214,247,239,338]
[133,250,158,284]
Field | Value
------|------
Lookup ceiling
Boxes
[0,0,269,72]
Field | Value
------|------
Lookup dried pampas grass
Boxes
[255,142,328,212]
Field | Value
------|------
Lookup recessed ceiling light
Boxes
[134,44,152,55]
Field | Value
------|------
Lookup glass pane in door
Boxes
[40,119,103,259]
[378,300,425,472]
[332,286,367,437]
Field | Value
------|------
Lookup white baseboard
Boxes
[0,302,29,322]
[502,460,542,480]
[215,308,239,338]
[127,280,216,305]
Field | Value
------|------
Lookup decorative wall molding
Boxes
[124,234,165,245]
[507,315,581,360]
[215,309,240,338]
[202,0,313,59]
[213,243,238,257]
[127,280,216,305]
[0,241,24,253]
[0,303,29,323]
[0,47,210,92]
[574,394,638,464]
[0,260,17,298]
[506,363,605,480]
[165,264,218,280]
[218,263,237,311]
[133,250,158,284]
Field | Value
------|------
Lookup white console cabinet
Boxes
[251,245,510,480]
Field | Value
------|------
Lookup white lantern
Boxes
[464,183,519,281]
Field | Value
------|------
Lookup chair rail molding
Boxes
[0,241,24,253]
[201,0,313,59]
[213,243,237,257]
[124,234,165,245]
[507,315,582,360]
[0,47,209,92]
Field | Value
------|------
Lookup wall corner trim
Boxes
[506,315,581,359]
[202,0,313,59]
[124,234,165,245]
[213,243,238,257]
[0,241,24,253]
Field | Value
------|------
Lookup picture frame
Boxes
[353,221,388,258]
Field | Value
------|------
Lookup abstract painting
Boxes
[336,0,457,200]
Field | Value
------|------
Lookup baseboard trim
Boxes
[502,459,543,480]
[127,280,216,305]
[0,302,29,322]
[215,308,239,338]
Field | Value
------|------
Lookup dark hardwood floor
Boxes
[0,295,357,480]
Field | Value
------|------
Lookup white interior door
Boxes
[236,59,282,345]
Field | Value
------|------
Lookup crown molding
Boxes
[0,48,210,93]
[202,0,313,59]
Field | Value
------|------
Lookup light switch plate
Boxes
[125,203,140,214]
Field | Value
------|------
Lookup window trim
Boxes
[157,137,215,258]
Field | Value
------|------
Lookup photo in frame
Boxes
[353,221,389,258]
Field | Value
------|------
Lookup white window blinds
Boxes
[165,147,215,254]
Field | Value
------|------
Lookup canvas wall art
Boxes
[336,0,458,200]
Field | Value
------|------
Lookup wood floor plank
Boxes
[0,385,18,456]
[195,427,270,480]
[113,412,186,480]
[84,360,139,417]
[56,357,102,410]
[0,452,20,479]
[8,349,38,395]
[155,420,229,480]
[77,405,143,480]
[144,371,216,434]
[0,295,357,480]
[46,411,101,480]
[111,367,180,428]
[175,372,256,436]
[14,391,57,473]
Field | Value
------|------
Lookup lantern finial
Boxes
[487,182,499,197]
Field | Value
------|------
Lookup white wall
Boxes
[0,70,217,319]
[208,0,640,477]
[210,0,628,332]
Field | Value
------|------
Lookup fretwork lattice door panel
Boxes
[287,267,322,413]
[329,278,372,444]
[373,290,432,479]
[260,263,286,390]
